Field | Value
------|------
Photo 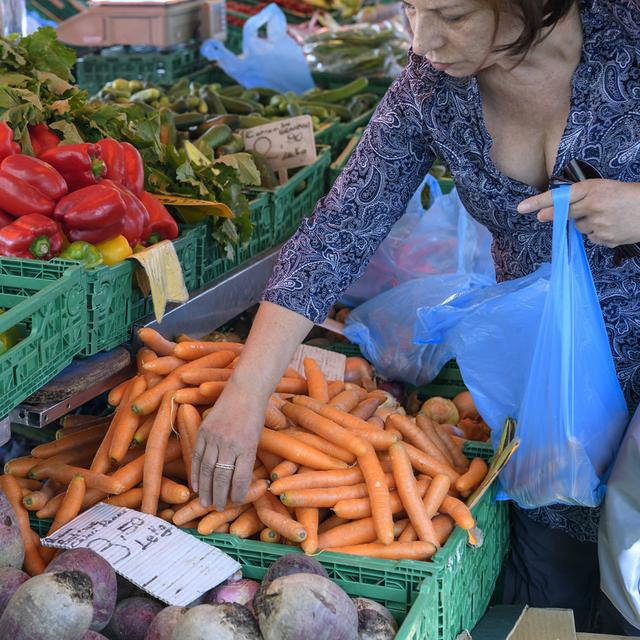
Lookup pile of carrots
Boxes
[1,327,489,575]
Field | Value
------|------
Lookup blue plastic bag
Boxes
[416,185,628,508]
[341,175,495,307]
[201,4,314,94]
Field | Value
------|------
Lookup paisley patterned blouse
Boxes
[262,0,640,542]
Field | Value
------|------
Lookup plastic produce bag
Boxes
[416,185,628,508]
[344,271,492,385]
[342,175,495,307]
[201,4,314,94]
[600,406,640,632]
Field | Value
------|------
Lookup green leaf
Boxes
[215,153,261,186]
[0,73,30,87]
[49,120,84,145]
[36,71,73,95]
[21,28,76,82]
[12,87,43,111]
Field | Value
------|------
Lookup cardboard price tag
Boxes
[241,115,317,171]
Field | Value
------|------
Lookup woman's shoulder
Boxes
[588,0,640,44]
[389,51,449,105]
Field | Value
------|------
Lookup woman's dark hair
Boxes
[487,0,577,56]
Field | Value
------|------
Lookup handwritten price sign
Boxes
[241,115,317,171]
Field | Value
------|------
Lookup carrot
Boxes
[132,414,156,445]
[47,463,125,495]
[281,484,372,508]
[254,495,306,542]
[110,439,180,494]
[16,478,42,491]
[258,490,291,518]
[270,468,365,495]
[159,508,176,523]
[142,355,185,375]
[160,477,191,504]
[198,381,227,400]
[284,367,304,380]
[179,368,233,385]
[256,450,282,473]
[180,519,201,530]
[0,475,45,574]
[386,414,451,466]
[176,404,201,489]
[31,423,108,459]
[424,474,451,519]
[56,418,110,441]
[351,396,384,421]
[326,541,436,561]
[291,397,398,449]
[318,514,350,534]
[275,379,308,395]
[91,379,137,473]
[304,357,330,403]
[402,442,460,483]
[367,416,385,429]
[108,379,130,407]
[229,508,263,538]
[454,458,489,495]
[318,517,379,549]
[105,488,143,508]
[142,391,177,514]
[215,523,230,534]
[172,479,269,526]
[265,396,287,430]
[138,327,177,356]
[173,341,244,360]
[28,449,95,480]
[296,507,319,554]
[42,474,86,562]
[252,466,269,481]
[420,477,475,530]
[173,388,213,405]
[109,375,148,464]
[286,430,356,464]
[259,429,348,470]
[270,461,298,481]
[176,333,195,343]
[282,403,368,457]
[58,414,110,432]
[358,442,394,545]
[333,478,428,520]
[433,514,455,545]
[329,388,367,412]
[415,414,459,468]
[3,456,38,478]
[327,380,345,399]
[163,458,188,481]
[260,528,281,543]
[197,505,250,535]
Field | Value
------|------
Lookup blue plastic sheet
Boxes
[201,4,314,94]
[416,185,628,508]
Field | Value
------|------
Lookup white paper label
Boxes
[241,115,317,171]
[290,344,346,382]
[41,503,240,606]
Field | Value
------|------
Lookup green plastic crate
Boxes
[324,341,363,358]
[75,46,202,97]
[262,147,332,244]
[409,360,466,401]
[0,258,87,417]
[226,24,244,55]
[131,223,208,323]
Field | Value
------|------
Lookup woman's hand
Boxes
[517,179,640,248]
[192,382,267,511]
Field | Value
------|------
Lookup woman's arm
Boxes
[195,54,440,510]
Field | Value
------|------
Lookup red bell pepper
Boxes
[39,143,105,192]
[28,124,60,157]
[140,192,178,243]
[0,123,20,164]
[96,138,125,184]
[0,210,14,228]
[0,155,66,218]
[121,142,145,197]
[53,182,125,243]
[0,213,63,259]
[106,180,149,246]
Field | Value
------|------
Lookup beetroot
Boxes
[205,578,259,614]
[106,596,163,640]
[144,606,187,640]
[170,603,261,640]
[81,632,109,639]
[256,573,358,640]
[46,548,117,631]
[0,567,28,617]
[0,570,93,640]
[353,598,397,640]
[0,490,24,570]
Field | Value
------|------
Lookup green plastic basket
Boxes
[75,46,202,97]
[226,24,244,55]
[262,147,332,244]
[409,360,466,401]
[0,258,87,418]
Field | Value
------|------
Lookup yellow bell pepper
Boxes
[0,309,22,356]
[95,235,133,266]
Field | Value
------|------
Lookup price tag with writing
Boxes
[241,115,317,171]
[41,503,240,606]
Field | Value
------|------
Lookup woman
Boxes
[193,0,640,633]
